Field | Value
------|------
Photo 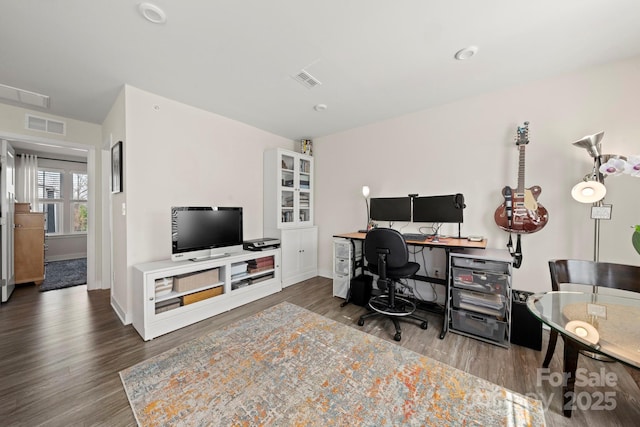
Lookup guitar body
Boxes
[494,185,549,234]
[494,121,549,235]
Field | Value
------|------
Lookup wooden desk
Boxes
[333,231,487,339]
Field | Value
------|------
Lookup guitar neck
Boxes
[517,144,526,193]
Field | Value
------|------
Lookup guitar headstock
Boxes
[515,121,529,146]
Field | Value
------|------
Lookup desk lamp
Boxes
[359,186,370,233]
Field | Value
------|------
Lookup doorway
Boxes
[0,133,99,300]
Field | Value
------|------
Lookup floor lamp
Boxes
[571,132,610,264]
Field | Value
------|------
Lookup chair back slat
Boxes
[549,259,640,293]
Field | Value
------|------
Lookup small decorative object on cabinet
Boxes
[448,248,512,347]
[264,148,317,287]
[14,209,45,285]
[132,248,281,340]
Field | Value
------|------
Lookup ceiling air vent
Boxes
[292,69,322,89]
[0,83,50,108]
[25,114,66,136]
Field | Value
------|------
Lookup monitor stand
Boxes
[431,234,440,243]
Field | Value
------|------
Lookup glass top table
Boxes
[527,291,640,417]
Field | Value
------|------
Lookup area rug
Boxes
[39,258,87,291]
[120,302,545,426]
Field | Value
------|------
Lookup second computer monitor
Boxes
[370,197,411,221]
[412,194,464,223]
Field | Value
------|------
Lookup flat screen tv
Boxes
[369,197,411,222]
[171,206,243,261]
[412,194,464,223]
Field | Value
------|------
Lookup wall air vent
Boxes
[292,69,322,89]
[25,114,66,136]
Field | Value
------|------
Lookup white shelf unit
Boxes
[448,248,512,348]
[132,248,281,341]
[264,148,317,287]
[333,237,363,298]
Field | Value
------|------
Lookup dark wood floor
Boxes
[1,278,638,426]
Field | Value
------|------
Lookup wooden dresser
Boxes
[15,209,46,285]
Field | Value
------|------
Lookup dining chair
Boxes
[543,259,640,368]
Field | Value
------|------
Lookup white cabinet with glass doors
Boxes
[264,149,313,228]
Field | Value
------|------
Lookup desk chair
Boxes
[357,228,429,341]
[543,259,640,368]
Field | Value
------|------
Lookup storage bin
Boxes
[173,268,220,292]
[451,267,508,295]
[452,288,506,317]
[334,258,350,275]
[451,309,507,343]
[181,286,223,305]
[451,257,509,273]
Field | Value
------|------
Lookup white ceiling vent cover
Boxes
[25,114,66,136]
[292,69,322,89]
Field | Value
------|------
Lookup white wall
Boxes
[112,86,292,323]
[102,88,127,321]
[315,55,640,295]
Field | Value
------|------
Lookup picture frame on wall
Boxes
[111,141,123,193]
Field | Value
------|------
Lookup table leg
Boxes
[562,338,580,417]
[439,249,451,339]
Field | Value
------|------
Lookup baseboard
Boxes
[45,253,87,262]
[318,268,332,279]
[111,295,130,325]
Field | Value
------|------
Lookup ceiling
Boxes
[2,1,640,141]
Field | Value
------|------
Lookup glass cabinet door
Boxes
[276,151,313,227]
[298,157,312,225]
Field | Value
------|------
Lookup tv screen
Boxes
[171,207,243,261]
[412,194,464,223]
[369,197,411,221]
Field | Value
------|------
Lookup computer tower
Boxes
[510,290,542,350]
[349,274,373,307]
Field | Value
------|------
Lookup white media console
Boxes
[132,248,281,340]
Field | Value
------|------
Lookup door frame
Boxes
[0,131,101,291]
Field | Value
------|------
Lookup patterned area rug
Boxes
[39,258,87,292]
[120,302,545,426]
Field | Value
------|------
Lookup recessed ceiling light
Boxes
[454,46,478,60]
[314,104,328,112]
[138,3,167,24]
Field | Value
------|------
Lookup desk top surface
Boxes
[528,291,640,368]
[333,232,487,250]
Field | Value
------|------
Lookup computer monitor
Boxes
[412,194,464,223]
[369,197,411,221]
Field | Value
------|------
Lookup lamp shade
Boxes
[362,186,370,198]
[571,180,606,203]
[572,132,604,158]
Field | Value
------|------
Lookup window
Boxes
[37,167,88,235]
[38,169,63,234]
[72,172,88,232]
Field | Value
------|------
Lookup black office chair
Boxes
[543,259,640,368]
[357,228,429,341]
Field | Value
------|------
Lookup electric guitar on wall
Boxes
[494,121,549,234]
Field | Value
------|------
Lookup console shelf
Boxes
[132,249,281,340]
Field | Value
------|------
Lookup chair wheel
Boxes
[394,332,402,341]
[420,321,428,329]
[357,318,365,326]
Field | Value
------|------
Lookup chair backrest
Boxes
[364,228,409,269]
[548,259,640,293]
